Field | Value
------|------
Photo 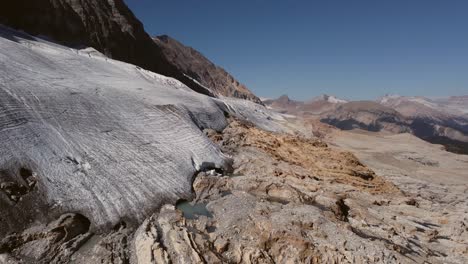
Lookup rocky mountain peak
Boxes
[277,94,291,102]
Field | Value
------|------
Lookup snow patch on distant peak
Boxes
[379,94,439,109]
[326,95,348,104]
[313,94,347,104]
[78,47,107,58]
[378,94,402,104]
[259,97,273,102]
[405,97,439,109]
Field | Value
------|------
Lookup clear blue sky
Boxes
[125,0,468,100]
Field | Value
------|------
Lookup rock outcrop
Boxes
[0,0,259,103]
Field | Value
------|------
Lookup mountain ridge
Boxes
[153,35,262,104]
[0,0,261,104]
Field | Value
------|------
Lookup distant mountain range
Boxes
[263,94,348,115]
[379,95,468,118]
[264,94,468,154]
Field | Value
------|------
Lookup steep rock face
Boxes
[153,35,262,104]
[263,95,302,113]
[0,0,260,102]
[0,0,161,70]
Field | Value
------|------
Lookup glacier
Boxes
[0,25,284,236]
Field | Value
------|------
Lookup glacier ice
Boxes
[0,25,283,235]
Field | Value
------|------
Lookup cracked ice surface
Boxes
[0,25,283,235]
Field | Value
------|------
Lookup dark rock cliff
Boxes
[0,0,163,70]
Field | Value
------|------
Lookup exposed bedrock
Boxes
[128,119,468,264]
[2,119,467,263]
[0,213,92,264]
